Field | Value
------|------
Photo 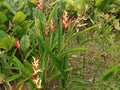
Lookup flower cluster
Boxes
[45,21,56,36]
[30,57,44,89]
[15,38,20,52]
[50,22,55,31]
[62,12,74,31]
[75,14,87,32]
[45,27,49,36]
[36,0,44,11]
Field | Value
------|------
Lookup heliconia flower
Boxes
[45,27,49,36]
[62,15,69,22]
[74,14,87,32]
[30,69,43,77]
[33,78,44,90]
[15,38,20,52]
[38,79,43,89]
[32,63,38,70]
[62,20,71,31]
[38,85,44,90]
[62,14,74,31]
[50,22,55,31]
[30,57,44,89]
[30,72,37,77]
[36,0,44,11]
[32,57,39,70]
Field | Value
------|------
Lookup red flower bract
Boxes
[36,0,44,10]
[50,22,55,31]
[62,14,74,31]
[15,38,20,52]
[30,57,44,89]
[30,72,37,77]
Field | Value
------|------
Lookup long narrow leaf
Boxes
[38,36,66,79]
[75,25,98,36]
[5,74,22,83]
[102,65,119,80]
[37,35,67,80]
[47,5,58,24]
[68,77,86,84]
[58,47,87,60]
[58,23,63,51]
[70,84,96,90]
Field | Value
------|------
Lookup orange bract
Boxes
[15,38,20,52]
[50,22,55,31]
[45,27,49,36]
[30,57,44,89]
[36,0,44,10]
[62,14,73,31]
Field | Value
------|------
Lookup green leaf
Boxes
[47,5,58,24]
[20,20,31,30]
[2,66,19,70]
[114,0,120,5]
[16,77,30,90]
[28,0,36,4]
[73,0,87,12]
[64,0,72,4]
[12,57,28,74]
[17,0,27,10]
[68,78,86,84]
[0,30,9,40]
[0,11,7,24]
[3,1,16,14]
[5,74,22,83]
[58,23,63,51]
[0,24,7,30]
[48,68,73,82]
[95,31,104,50]
[12,11,26,24]
[37,35,67,80]
[58,47,87,60]
[3,55,28,74]
[95,0,104,7]
[95,0,110,10]
[20,35,30,51]
[75,25,98,36]
[64,0,87,12]
[103,71,114,81]
[24,60,33,74]
[102,66,119,80]
[0,37,15,51]
[48,68,82,83]
[70,84,96,90]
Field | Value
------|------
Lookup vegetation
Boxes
[0,0,120,90]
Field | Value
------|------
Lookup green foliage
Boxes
[0,30,9,39]
[20,35,30,52]
[12,11,26,24]
[103,65,119,81]
[3,0,16,14]
[0,0,120,90]
[64,0,87,13]
[0,12,7,24]
[6,74,22,82]
[0,37,15,51]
